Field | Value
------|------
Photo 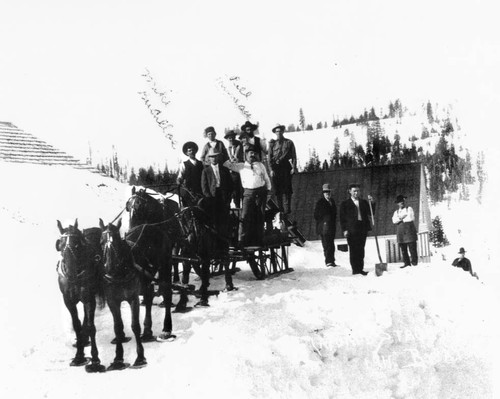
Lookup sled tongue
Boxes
[369,200,387,277]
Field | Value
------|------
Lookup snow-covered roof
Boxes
[0,121,95,170]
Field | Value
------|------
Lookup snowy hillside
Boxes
[1,161,499,399]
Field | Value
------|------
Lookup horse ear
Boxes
[57,220,64,234]
[132,186,136,194]
[116,218,122,230]
[74,219,78,230]
[99,218,105,230]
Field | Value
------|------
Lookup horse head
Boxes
[99,218,130,277]
[126,187,164,227]
[56,219,89,280]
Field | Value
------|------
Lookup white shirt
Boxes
[211,163,220,187]
[392,206,415,224]
[351,198,362,221]
[223,160,272,190]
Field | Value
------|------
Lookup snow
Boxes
[1,160,499,399]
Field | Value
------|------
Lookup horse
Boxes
[126,187,233,307]
[100,218,175,366]
[126,187,183,283]
[56,219,106,373]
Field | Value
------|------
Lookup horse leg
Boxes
[107,300,128,370]
[63,296,87,366]
[141,281,155,342]
[159,261,176,341]
[195,259,210,307]
[130,297,147,368]
[83,298,105,373]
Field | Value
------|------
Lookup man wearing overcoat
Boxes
[314,183,337,267]
[339,183,374,275]
[268,124,297,214]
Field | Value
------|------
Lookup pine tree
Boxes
[426,101,434,124]
[129,168,138,186]
[429,216,449,247]
[299,108,305,132]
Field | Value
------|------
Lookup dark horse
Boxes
[99,218,175,369]
[56,219,106,373]
[126,187,233,307]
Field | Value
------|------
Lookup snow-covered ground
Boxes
[1,161,499,399]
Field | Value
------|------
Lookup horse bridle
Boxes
[58,232,97,283]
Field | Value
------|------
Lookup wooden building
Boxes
[290,163,432,263]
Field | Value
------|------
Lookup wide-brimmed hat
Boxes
[240,121,258,132]
[224,130,237,139]
[458,247,466,254]
[182,141,199,156]
[272,124,286,133]
[207,148,221,157]
[395,195,407,203]
[322,183,331,192]
[204,126,216,135]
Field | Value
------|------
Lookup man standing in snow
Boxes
[268,124,297,214]
[339,183,374,276]
[314,183,337,267]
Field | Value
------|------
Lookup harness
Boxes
[57,232,100,285]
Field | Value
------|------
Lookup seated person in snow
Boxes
[452,247,478,278]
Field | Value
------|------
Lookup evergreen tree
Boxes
[426,101,434,124]
[429,216,449,247]
[316,121,323,129]
[299,108,305,132]
[129,168,138,186]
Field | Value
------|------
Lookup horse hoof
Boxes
[140,334,157,343]
[157,332,176,342]
[70,357,90,367]
[110,336,132,344]
[131,358,148,369]
[173,306,193,314]
[85,362,106,373]
[107,361,130,371]
[194,300,209,307]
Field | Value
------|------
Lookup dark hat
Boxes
[322,183,331,192]
[458,247,466,254]
[244,144,256,153]
[204,126,216,135]
[272,124,286,133]
[348,183,360,190]
[182,141,199,156]
[395,195,407,203]
[207,148,220,157]
[240,121,258,132]
[224,130,237,139]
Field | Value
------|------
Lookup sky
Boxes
[1,0,499,169]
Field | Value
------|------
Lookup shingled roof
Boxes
[290,163,431,240]
[0,121,95,170]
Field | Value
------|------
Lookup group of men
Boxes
[314,183,374,275]
[177,122,297,247]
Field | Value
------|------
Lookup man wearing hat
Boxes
[178,141,204,206]
[223,144,272,247]
[200,126,229,166]
[452,248,476,277]
[239,121,266,163]
[339,183,375,275]
[268,124,297,214]
[224,130,243,208]
[313,183,338,267]
[391,194,418,268]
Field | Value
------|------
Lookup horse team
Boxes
[56,187,222,372]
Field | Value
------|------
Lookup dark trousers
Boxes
[347,226,367,273]
[239,186,267,246]
[400,242,418,266]
[229,172,242,208]
[320,233,336,265]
